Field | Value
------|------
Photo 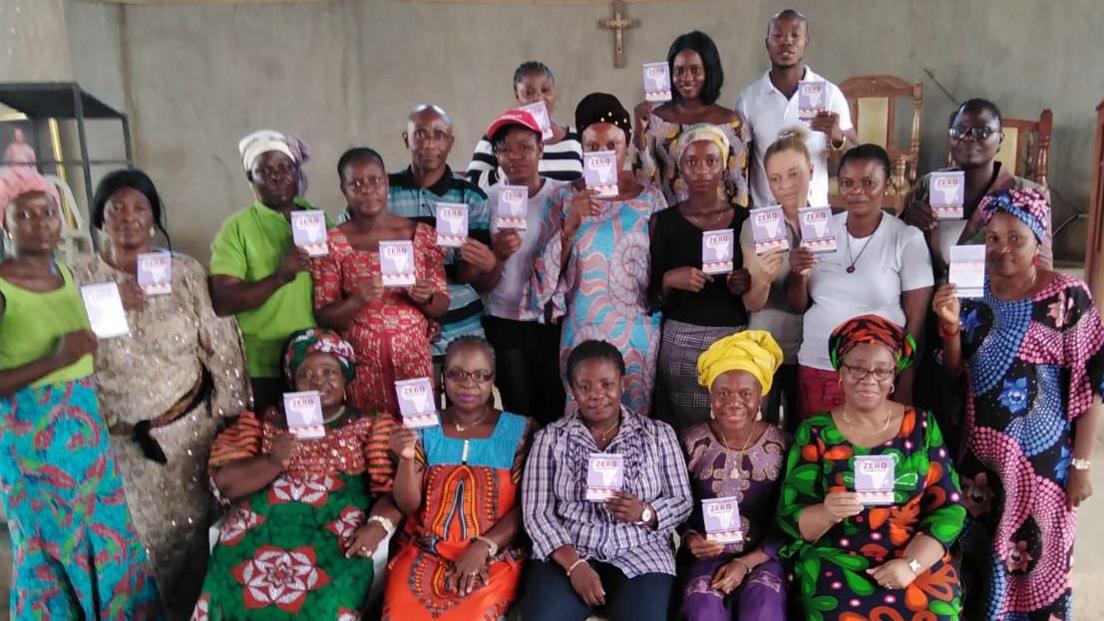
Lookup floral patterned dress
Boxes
[955,274,1104,620]
[778,409,966,621]
[632,115,751,209]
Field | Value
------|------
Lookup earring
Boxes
[709,408,716,420]
[755,410,763,421]
[889,385,895,394]
[149,227,156,238]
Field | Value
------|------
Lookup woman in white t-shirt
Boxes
[785,144,933,419]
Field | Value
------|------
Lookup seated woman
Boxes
[680,330,790,620]
[380,336,536,620]
[521,340,692,621]
[194,328,402,619]
[778,315,966,620]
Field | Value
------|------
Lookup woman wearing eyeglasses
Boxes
[381,337,536,620]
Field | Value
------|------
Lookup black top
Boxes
[649,206,750,327]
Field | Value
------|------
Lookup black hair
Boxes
[767,8,808,37]
[91,168,171,249]
[566,340,625,385]
[336,147,386,181]
[838,143,892,180]
[667,31,724,105]
[513,61,555,90]
[490,125,542,152]
[949,98,1003,129]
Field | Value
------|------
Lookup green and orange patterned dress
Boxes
[778,408,966,621]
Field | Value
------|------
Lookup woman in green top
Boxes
[0,167,162,619]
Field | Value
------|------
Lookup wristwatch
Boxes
[637,504,655,526]
[905,557,923,575]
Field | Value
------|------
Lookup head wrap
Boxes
[979,187,1049,243]
[0,166,62,228]
[676,123,730,163]
[696,330,784,396]
[828,315,916,373]
[238,129,298,173]
[286,136,312,196]
[574,92,632,142]
[283,328,357,383]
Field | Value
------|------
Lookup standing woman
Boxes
[466,61,584,190]
[650,124,756,430]
[633,31,750,210]
[933,188,1103,620]
[0,167,162,618]
[71,169,249,619]
[524,93,667,417]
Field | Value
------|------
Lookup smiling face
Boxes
[5,191,62,255]
[103,186,154,251]
[709,370,763,434]
[984,211,1039,279]
[765,147,813,212]
[293,352,347,410]
[838,343,897,411]
[569,358,626,427]
[672,49,706,101]
[838,157,888,219]
[514,70,557,117]
[340,157,389,220]
[443,343,495,410]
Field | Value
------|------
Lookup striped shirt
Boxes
[465,125,584,191]
[521,408,692,577]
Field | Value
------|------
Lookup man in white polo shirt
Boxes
[735,9,857,208]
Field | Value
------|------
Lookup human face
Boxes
[680,140,724,196]
[443,344,495,411]
[12,128,25,143]
[838,158,888,219]
[949,108,1003,169]
[5,191,61,255]
[984,212,1039,279]
[249,151,298,208]
[839,343,897,411]
[494,127,543,186]
[672,49,706,101]
[765,148,812,211]
[103,186,154,251]
[293,352,347,409]
[404,109,454,174]
[341,158,389,219]
[569,358,626,426]
[515,70,557,116]
[581,123,628,170]
[709,370,762,434]
[766,15,807,69]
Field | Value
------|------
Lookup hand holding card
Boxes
[395,377,439,429]
[496,186,529,230]
[854,454,896,505]
[520,101,554,141]
[798,206,837,254]
[948,244,985,298]
[701,229,734,274]
[798,81,827,124]
[137,252,172,295]
[291,210,329,257]
[750,206,790,254]
[283,390,325,440]
[379,240,416,287]
[436,203,468,248]
[585,453,624,501]
[702,497,743,544]
[643,62,672,103]
[583,151,619,199]
[80,282,130,338]
[929,171,965,220]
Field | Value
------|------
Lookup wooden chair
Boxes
[946,108,1053,187]
[1085,99,1104,311]
[831,75,923,213]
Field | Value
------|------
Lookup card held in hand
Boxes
[496,186,529,230]
[702,229,735,275]
[379,240,416,288]
[283,390,325,440]
[643,62,672,103]
[80,282,130,338]
[854,454,896,505]
[799,206,837,254]
[583,150,619,199]
[798,81,827,123]
[436,202,468,248]
[750,205,790,254]
[703,496,743,544]
[929,171,965,220]
[949,244,986,298]
[291,210,329,257]
[520,101,554,141]
[137,252,172,296]
[585,453,624,501]
[395,377,439,429]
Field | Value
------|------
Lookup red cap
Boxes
[485,109,542,142]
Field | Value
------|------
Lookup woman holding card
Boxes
[0,167,163,618]
[632,31,751,210]
[522,340,692,621]
[195,328,403,619]
[649,123,756,429]
[313,147,449,415]
[69,168,250,618]
[777,315,965,619]
[679,330,790,620]
[525,93,666,417]
[931,188,1104,620]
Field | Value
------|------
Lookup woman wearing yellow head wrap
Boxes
[677,330,791,620]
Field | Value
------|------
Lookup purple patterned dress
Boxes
[679,422,789,620]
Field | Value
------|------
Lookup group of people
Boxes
[0,8,1101,621]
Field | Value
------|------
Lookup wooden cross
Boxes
[598,0,639,69]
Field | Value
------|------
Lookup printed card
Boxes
[929,171,965,220]
[798,206,837,254]
[583,150,619,199]
[643,62,672,103]
[291,210,329,257]
[520,101,554,141]
[395,377,439,429]
[702,496,743,544]
[585,453,624,501]
[137,252,172,296]
[436,202,468,248]
[283,390,325,440]
[80,282,129,338]
[798,81,827,123]
[749,205,790,254]
[854,454,896,505]
[949,244,986,298]
[379,240,416,288]
[497,186,529,230]
[701,229,735,275]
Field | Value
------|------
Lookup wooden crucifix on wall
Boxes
[599,0,639,68]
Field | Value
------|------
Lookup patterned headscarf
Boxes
[829,315,916,373]
[676,123,730,163]
[0,166,61,227]
[283,328,357,383]
[979,188,1049,242]
[574,92,633,142]
[697,330,784,395]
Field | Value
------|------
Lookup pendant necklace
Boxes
[718,423,756,479]
[845,226,875,274]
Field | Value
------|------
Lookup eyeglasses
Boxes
[839,363,895,383]
[443,369,494,384]
[948,125,999,141]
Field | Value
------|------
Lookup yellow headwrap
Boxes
[676,123,731,164]
[696,330,784,396]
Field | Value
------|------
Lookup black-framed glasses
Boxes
[948,125,999,141]
[443,369,495,384]
[839,363,895,383]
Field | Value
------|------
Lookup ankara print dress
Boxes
[778,409,966,621]
[955,275,1104,620]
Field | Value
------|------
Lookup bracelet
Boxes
[938,321,961,339]
[565,558,587,578]
[831,137,847,152]
[1071,457,1092,471]
[734,557,753,574]
[472,535,499,557]
[366,515,396,538]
